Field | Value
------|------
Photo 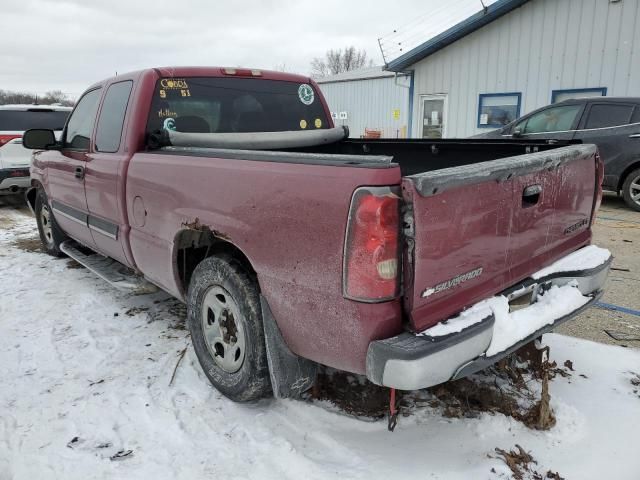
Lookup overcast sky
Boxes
[1,0,486,99]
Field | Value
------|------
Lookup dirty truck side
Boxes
[26,67,611,402]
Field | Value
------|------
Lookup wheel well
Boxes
[617,161,640,191]
[174,227,257,295]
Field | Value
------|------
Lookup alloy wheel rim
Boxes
[41,206,53,244]
[201,285,246,373]
[630,174,640,206]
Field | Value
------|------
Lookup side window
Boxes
[64,89,102,150]
[521,105,582,134]
[95,81,133,152]
[584,104,634,129]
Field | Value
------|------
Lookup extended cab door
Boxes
[84,80,135,267]
[573,101,639,190]
[46,88,102,247]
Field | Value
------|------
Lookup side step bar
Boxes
[60,240,158,294]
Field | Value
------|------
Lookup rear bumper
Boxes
[0,168,30,193]
[366,246,612,390]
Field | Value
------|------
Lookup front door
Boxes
[45,88,102,247]
[420,94,447,139]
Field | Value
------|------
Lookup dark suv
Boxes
[476,97,640,211]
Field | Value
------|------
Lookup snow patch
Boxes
[532,245,611,280]
[419,301,493,337]
[485,284,590,356]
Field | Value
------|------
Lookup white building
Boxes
[385,0,640,138]
[316,67,411,138]
[322,0,640,139]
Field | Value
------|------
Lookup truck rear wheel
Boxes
[35,188,68,257]
[622,168,640,212]
[187,256,271,402]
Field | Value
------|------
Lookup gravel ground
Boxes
[556,193,640,348]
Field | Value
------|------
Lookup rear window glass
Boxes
[0,110,70,131]
[585,104,634,129]
[146,77,329,135]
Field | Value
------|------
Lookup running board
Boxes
[60,240,158,294]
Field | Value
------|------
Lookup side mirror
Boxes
[23,129,58,150]
[512,128,523,138]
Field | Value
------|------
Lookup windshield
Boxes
[0,109,70,131]
[146,77,329,135]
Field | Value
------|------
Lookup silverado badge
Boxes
[422,267,484,298]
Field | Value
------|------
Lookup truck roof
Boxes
[85,66,313,91]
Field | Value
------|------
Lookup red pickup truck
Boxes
[23,67,611,402]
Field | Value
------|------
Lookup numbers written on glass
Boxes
[159,89,191,98]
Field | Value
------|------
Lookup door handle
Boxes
[629,133,640,138]
[74,166,85,179]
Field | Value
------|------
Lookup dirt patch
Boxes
[629,372,640,398]
[425,360,555,430]
[66,259,84,269]
[125,307,150,317]
[0,216,16,230]
[312,345,570,431]
[10,236,44,253]
[312,370,389,419]
[148,298,187,330]
[492,445,565,480]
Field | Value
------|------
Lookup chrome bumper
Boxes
[366,248,612,390]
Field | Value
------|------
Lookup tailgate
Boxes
[402,145,598,332]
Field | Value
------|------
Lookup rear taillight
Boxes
[0,134,21,147]
[343,186,401,302]
[591,152,604,225]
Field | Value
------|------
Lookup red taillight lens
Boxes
[591,152,604,225]
[0,134,22,147]
[343,186,401,302]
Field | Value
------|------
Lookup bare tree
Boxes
[41,90,75,106]
[0,89,74,106]
[310,46,373,78]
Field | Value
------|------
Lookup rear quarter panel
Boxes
[126,153,402,373]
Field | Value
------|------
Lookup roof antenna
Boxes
[480,0,488,13]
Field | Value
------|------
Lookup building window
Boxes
[551,87,606,104]
[477,93,521,128]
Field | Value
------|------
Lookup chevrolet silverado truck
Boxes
[23,67,612,402]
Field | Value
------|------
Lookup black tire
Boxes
[35,188,68,257]
[187,256,272,402]
[622,168,640,212]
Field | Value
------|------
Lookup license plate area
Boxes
[507,284,537,312]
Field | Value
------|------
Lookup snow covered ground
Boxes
[1,206,639,480]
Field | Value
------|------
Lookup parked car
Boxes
[0,104,71,195]
[23,67,610,404]
[475,97,640,211]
